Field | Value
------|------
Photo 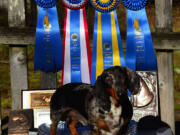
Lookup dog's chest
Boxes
[88,96,123,128]
[104,97,122,127]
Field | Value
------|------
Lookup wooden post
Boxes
[155,0,174,133]
[0,91,1,135]
[157,51,174,130]
[40,72,57,89]
[8,0,28,109]
[0,0,7,9]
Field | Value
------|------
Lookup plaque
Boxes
[8,109,33,135]
[131,71,159,121]
[33,109,51,129]
[21,89,56,109]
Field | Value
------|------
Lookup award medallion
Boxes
[121,0,148,11]
[90,0,119,12]
[62,0,88,9]
[35,0,58,8]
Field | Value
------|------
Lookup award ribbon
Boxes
[123,0,157,71]
[34,0,63,72]
[62,0,91,85]
[90,0,125,84]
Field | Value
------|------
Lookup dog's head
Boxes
[96,66,140,100]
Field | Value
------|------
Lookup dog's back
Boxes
[50,83,93,119]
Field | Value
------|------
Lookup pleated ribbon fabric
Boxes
[122,0,157,71]
[61,0,91,85]
[34,1,63,72]
[90,0,125,84]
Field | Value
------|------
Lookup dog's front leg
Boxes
[68,120,79,135]
[50,123,57,135]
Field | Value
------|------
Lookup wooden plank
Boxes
[40,72,57,89]
[0,27,180,50]
[0,91,1,135]
[8,0,25,27]
[8,0,28,109]
[155,0,175,133]
[0,0,7,9]
[155,0,172,32]
[157,52,175,132]
[9,46,28,109]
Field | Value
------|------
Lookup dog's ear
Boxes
[125,67,141,95]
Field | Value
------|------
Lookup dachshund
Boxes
[50,66,141,135]
[86,66,140,135]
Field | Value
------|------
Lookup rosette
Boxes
[62,0,88,9]
[35,0,58,8]
[90,0,119,12]
[121,0,148,11]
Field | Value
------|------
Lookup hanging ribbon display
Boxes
[34,0,63,72]
[122,0,157,71]
[62,0,91,85]
[90,0,125,84]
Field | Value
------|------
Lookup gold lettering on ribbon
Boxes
[134,18,145,63]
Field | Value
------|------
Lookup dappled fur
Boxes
[50,66,140,135]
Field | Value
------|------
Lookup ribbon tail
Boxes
[62,8,91,85]
[34,6,62,72]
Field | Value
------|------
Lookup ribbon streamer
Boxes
[62,8,91,85]
[34,6,63,72]
[126,8,157,71]
[91,10,125,84]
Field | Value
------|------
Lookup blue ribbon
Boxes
[69,10,81,82]
[91,10,125,84]
[101,12,113,70]
[126,8,157,71]
[91,11,98,85]
[34,7,63,72]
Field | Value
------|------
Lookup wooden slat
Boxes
[8,0,28,109]
[0,27,180,50]
[157,52,175,131]
[0,91,1,135]
[155,0,175,133]
[40,72,57,89]
[155,0,172,32]
[0,0,7,9]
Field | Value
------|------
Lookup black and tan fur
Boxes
[50,66,141,135]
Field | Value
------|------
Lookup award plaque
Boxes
[8,109,33,135]
[21,89,56,109]
[33,109,51,129]
[131,71,159,121]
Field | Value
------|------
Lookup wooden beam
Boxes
[8,0,28,109]
[0,27,180,50]
[155,0,175,133]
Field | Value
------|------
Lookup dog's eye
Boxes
[106,76,113,83]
